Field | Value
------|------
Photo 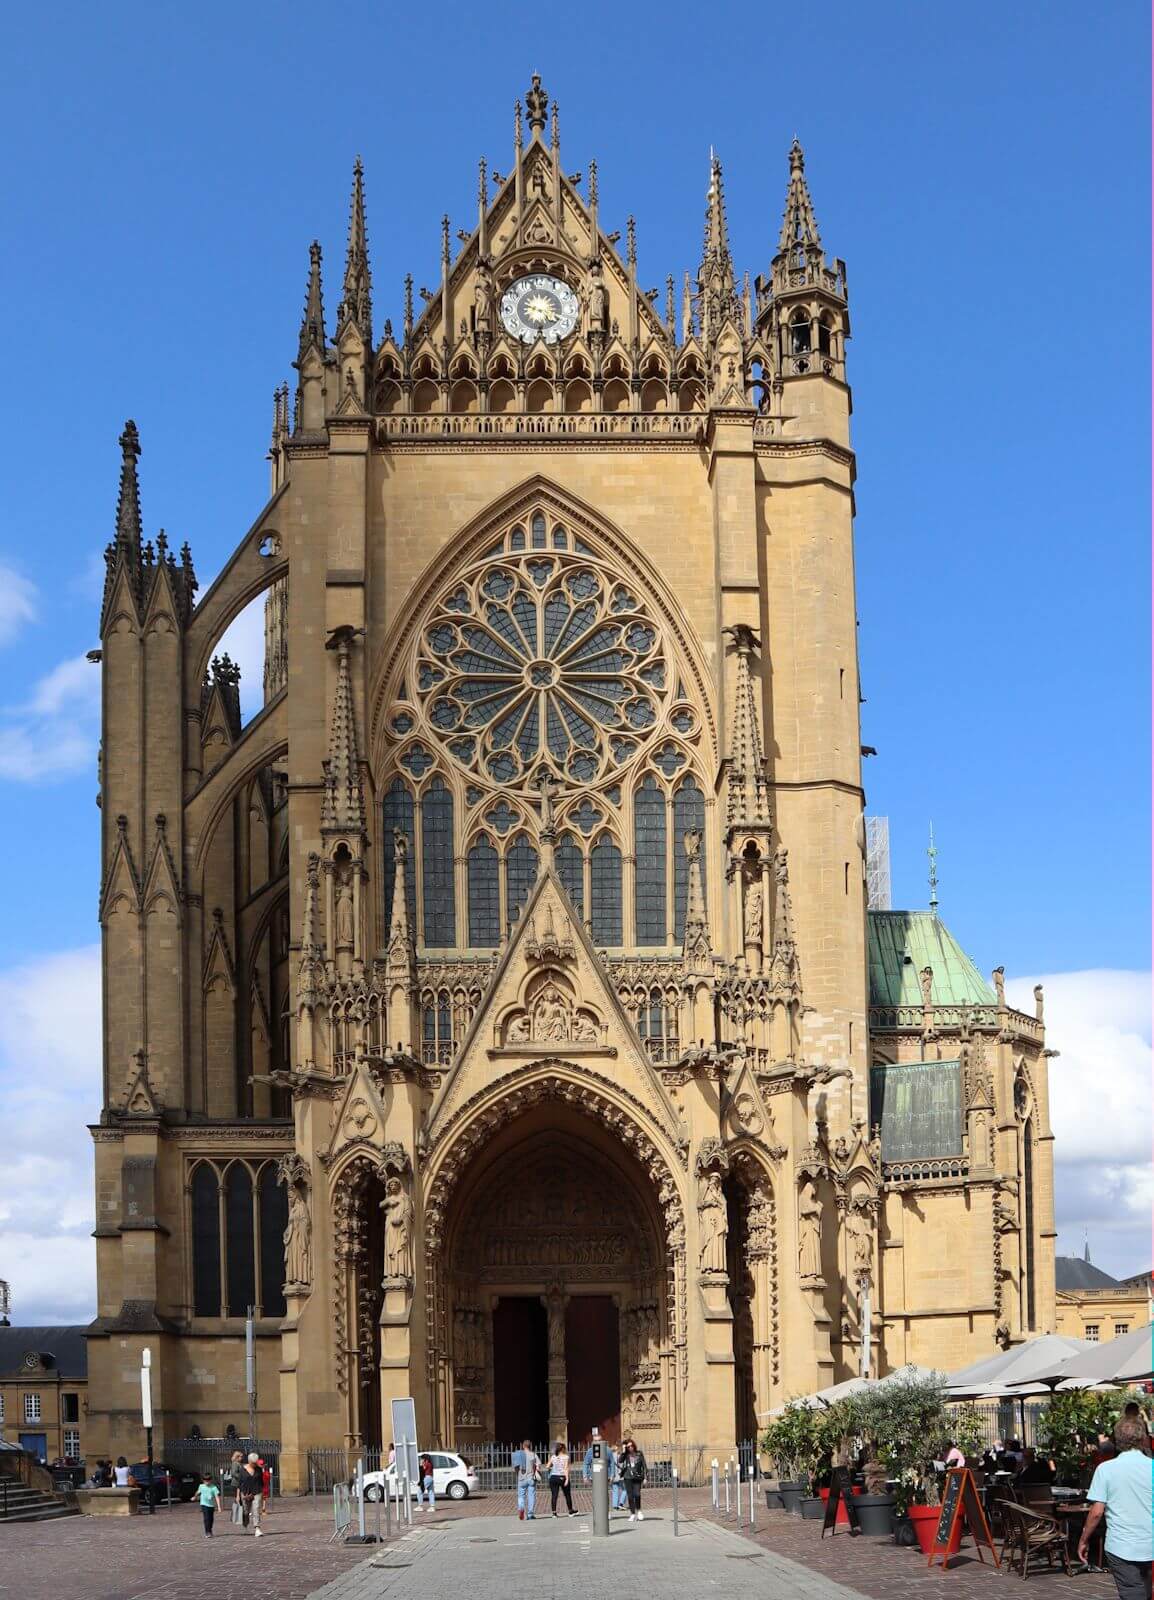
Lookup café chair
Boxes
[1001,1502,1073,1580]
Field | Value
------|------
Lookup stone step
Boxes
[0,1486,79,1523]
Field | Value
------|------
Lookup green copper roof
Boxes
[867,910,995,1007]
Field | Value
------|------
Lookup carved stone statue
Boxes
[993,966,1006,1006]
[573,1012,598,1042]
[798,1179,823,1280]
[743,882,763,947]
[533,984,570,1042]
[697,1170,727,1274]
[588,260,608,335]
[283,1176,312,1287]
[847,1201,873,1279]
[920,965,934,1007]
[506,1012,531,1044]
[474,264,492,339]
[335,875,355,947]
[382,1176,414,1280]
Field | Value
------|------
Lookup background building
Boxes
[86,79,1055,1486]
[1054,1250,1150,1343]
[0,1328,88,1463]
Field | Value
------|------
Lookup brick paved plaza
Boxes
[0,1487,1117,1600]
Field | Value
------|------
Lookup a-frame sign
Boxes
[927,1467,999,1569]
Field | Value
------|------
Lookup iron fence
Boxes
[948,1400,1046,1449]
[165,1437,282,1495]
[305,1440,735,1494]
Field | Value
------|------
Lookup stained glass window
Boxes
[258,1164,287,1318]
[506,832,538,925]
[634,776,667,945]
[673,777,706,940]
[556,833,584,917]
[224,1163,255,1317]
[382,778,415,926]
[467,836,500,946]
[590,836,623,944]
[421,779,455,947]
[191,1164,220,1317]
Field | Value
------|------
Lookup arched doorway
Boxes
[427,1087,679,1450]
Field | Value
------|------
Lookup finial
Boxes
[790,137,805,174]
[478,156,487,206]
[403,273,413,341]
[525,72,548,134]
[514,99,523,149]
[927,821,939,913]
[666,274,676,340]
[588,158,598,207]
[115,420,143,554]
[441,213,450,266]
[299,239,326,358]
[627,215,636,268]
[551,100,559,151]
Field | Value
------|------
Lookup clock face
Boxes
[499,274,579,345]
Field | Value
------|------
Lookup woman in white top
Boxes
[113,1456,131,1487]
[548,1443,575,1516]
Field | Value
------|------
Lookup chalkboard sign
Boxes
[821,1466,861,1538]
[927,1468,999,1570]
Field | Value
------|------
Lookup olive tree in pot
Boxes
[855,1372,950,1550]
[761,1401,826,1515]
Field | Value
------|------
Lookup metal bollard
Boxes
[711,1457,719,1510]
[736,1465,744,1529]
[750,1462,757,1530]
[723,1463,730,1515]
[672,1466,679,1536]
[356,1457,366,1540]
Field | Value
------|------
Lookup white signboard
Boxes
[390,1397,419,1482]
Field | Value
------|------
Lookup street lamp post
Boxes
[140,1347,155,1516]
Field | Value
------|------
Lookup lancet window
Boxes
[189,1158,288,1320]
[379,505,710,956]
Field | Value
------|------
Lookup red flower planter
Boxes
[818,1484,863,1526]
[907,1502,961,1556]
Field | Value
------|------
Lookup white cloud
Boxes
[0,653,101,783]
[0,945,101,1325]
[1007,969,1153,1280]
[0,564,37,644]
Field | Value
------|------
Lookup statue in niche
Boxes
[533,984,570,1042]
[573,1012,598,1042]
[743,881,763,947]
[506,1012,531,1044]
[588,260,608,335]
[920,966,934,1007]
[697,1169,727,1274]
[474,264,492,339]
[335,871,355,947]
[847,1201,873,1280]
[382,1176,414,1280]
[280,1160,312,1287]
[798,1178,823,1280]
[747,1181,772,1253]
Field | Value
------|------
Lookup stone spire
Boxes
[385,830,416,975]
[777,138,823,258]
[723,625,771,828]
[320,626,365,838]
[299,240,326,359]
[336,158,372,343]
[682,829,712,971]
[698,152,741,344]
[101,421,146,626]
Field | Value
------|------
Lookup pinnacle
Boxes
[299,239,326,359]
[337,157,372,342]
[115,419,143,554]
[777,136,822,256]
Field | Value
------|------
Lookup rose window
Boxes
[406,518,681,793]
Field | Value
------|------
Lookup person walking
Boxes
[418,1452,436,1512]
[514,1439,540,1520]
[548,1442,575,1516]
[582,1440,624,1512]
[1079,1418,1152,1600]
[619,1437,648,1523]
[196,1472,221,1537]
[239,1452,264,1535]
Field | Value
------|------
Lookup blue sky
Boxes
[0,1,1149,1313]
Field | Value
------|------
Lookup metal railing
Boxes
[308,1440,736,1494]
[165,1437,281,1495]
[948,1401,1046,1449]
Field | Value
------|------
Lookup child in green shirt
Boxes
[196,1472,222,1536]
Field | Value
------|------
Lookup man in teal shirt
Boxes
[1079,1418,1153,1600]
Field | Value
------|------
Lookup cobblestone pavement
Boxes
[700,1501,1118,1600]
[0,1488,1118,1600]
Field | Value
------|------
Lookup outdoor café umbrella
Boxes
[943,1334,1090,1400]
[1050,1323,1154,1387]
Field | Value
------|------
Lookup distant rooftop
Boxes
[867,910,995,1008]
[1055,1256,1123,1293]
[0,1326,88,1379]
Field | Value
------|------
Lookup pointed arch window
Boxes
[556,833,584,917]
[790,309,812,355]
[634,776,667,945]
[224,1163,255,1317]
[382,778,415,927]
[421,778,455,948]
[531,512,547,549]
[258,1164,287,1319]
[505,832,538,926]
[673,777,706,941]
[191,1164,221,1317]
[467,836,500,946]
[590,835,623,945]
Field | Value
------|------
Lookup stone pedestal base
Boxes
[76,1488,141,1516]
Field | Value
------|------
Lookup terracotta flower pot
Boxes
[907,1502,960,1556]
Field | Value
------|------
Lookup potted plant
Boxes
[815,1398,867,1529]
[761,1401,825,1515]
[1037,1390,1129,1487]
[857,1371,951,1552]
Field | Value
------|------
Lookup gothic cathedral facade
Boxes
[88,80,1056,1486]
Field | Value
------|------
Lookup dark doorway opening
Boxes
[725,1174,756,1444]
[355,1177,386,1450]
[493,1296,548,1442]
[565,1295,621,1445]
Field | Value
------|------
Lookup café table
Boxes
[1054,1501,1105,1568]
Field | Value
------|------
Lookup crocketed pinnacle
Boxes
[777,138,823,256]
[724,625,771,828]
[698,152,741,340]
[320,626,365,836]
[115,421,143,559]
[336,158,372,343]
[299,240,326,359]
[682,830,712,970]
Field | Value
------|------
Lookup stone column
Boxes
[544,1286,568,1445]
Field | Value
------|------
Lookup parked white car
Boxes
[358,1451,478,1502]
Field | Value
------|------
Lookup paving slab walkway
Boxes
[306,1508,872,1600]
